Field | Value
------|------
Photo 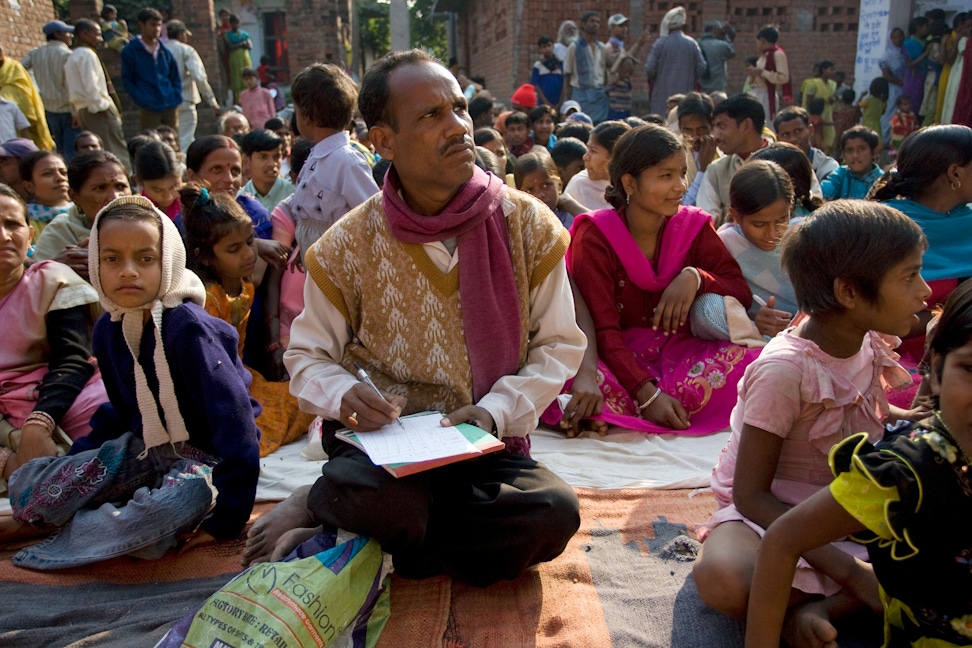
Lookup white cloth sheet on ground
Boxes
[0,426,728,514]
[253,425,728,502]
[257,428,729,502]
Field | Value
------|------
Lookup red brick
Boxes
[454,0,860,110]
[0,0,56,61]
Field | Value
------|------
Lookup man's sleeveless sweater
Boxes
[305,190,569,415]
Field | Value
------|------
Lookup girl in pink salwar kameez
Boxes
[544,125,760,435]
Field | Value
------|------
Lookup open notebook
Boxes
[336,412,505,477]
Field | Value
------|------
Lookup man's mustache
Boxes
[439,135,473,156]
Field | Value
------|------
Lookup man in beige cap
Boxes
[604,13,649,86]
[165,19,220,151]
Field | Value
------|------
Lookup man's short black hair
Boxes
[137,8,163,23]
[773,105,810,131]
[359,49,439,131]
[581,11,599,24]
[505,111,529,128]
[473,127,501,147]
[908,16,930,35]
[468,95,494,123]
[74,18,99,36]
[538,36,553,47]
[240,129,283,157]
[557,122,592,143]
[712,93,765,133]
[756,25,779,43]
[291,63,358,131]
[677,92,714,124]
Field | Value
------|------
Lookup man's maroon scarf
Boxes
[763,44,794,116]
[383,166,521,404]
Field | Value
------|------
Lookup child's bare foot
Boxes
[560,417,609,438]
[269,525,324,562]
[242,485,315,567]
[783,599,839,648]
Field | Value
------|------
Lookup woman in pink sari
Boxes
[0,183,107,487]
[556,125,760,434]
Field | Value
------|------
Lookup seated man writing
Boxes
[242,50,587,587]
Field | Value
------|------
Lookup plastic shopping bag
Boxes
[157,529,392,648]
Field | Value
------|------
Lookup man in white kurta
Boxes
[242,51,586,588]
[64,20,130,172]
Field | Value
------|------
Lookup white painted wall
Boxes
[854,0,915,99]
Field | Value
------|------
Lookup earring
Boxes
[626,194,630,205]
[953,180,962,191]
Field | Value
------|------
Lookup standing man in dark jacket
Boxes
[121,8,182,130]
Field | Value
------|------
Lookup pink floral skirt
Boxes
[543,327,761,435]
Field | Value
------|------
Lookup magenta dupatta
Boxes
[568,206,711,290]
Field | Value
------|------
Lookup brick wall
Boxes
[65,0,233,142]
[172,0,222,138]
[718,0,861,97]
[285,0,353,74]
[0,0,56,61]
[68,0,101,24]
[456,0,865,113]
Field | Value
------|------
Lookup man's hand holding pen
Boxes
[341,383,405,432]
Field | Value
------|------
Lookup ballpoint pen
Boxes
[354,362,405,428]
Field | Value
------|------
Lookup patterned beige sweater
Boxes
[305,190,569,416]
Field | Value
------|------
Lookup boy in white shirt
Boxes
[289,63,379,261]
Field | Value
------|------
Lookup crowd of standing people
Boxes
[0,5,971,648]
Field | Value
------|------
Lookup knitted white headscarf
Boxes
[88,195,206,455]
[660,7,686,37]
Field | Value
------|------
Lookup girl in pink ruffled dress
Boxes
[693,200,933,648]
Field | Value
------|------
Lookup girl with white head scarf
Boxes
[7,195,260,569]
[88,196,206,453]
